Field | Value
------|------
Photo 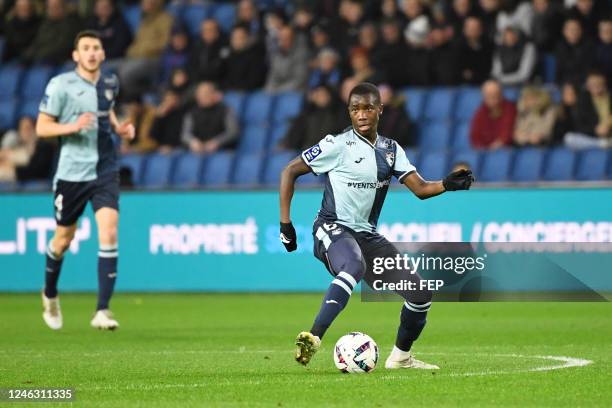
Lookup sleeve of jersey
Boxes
[39,78,64,117]
[301,135,341,175]
[392,142,416,183]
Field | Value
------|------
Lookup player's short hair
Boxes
[348,82,381,105]
[74,30,102,49]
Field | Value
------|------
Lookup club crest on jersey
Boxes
[303,144,322,162]
[385,152,395,167]
[104,89,114,101]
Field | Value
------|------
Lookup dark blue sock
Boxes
[395,301,430,351]
[44,243,64,298]
[311,272,356,339]
[97,245,118,311]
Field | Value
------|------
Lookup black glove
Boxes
[280,222,297,252]
[443,169,475,191]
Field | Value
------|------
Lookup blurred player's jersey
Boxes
[39,70,119,184]
[302,127,416,233]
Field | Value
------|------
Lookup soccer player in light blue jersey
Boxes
[279,83,474,369]
[36,31,135,331]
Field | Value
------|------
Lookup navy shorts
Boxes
[53,172,119,226]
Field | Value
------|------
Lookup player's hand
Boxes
[74,112,96,132]
[280,222,297,252]
[443,169,474,191]
[116,121,136,141]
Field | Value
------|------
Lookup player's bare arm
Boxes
[36,111,95,137]
[110,110,135,141]
[403,168,475,200]
[279,156,311,251]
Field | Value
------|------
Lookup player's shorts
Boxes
[312,217,431,303]
[53,172,119,226]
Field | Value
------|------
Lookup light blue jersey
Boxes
[302,127,416,233]
[39,70,119,184]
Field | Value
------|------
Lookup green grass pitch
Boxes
[1,294,611,407]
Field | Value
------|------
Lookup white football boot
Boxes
[42,291,63,330]
[90,309,119,330]
[385,346,439,369]
[295,331,321,366]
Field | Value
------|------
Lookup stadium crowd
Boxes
[0,0,611,185]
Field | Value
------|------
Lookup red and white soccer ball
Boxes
[333,332,379,373]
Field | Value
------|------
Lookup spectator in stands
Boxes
[265,25,309,93]
[595,19,612,85]
[447,0,475,36]
[470,79,517,148]
[263,8,286,58]
[279,85,344,151]
[149,89,185,153]
[428,19,458,85]
[346,47,385,85]
[553,82,578,143]
[496,0,533,38]
[118,0,173,101]
[292,5,315,49]
[222,24,267,91]
[491,26,537,86]
[85,0,132,61]
[381,0,402,20]
[159,25,190,85]
[182,82,239,153]
[530,0,564,53]
[565,71,611,147]
[309,19,333,56]
[1,0,41,62]
[378,18,411,88]
[21,0,81,65]
[378,84,414,147]
[555,18,595,87]
[513,86,556,146]
[567,0,607,40]
[358,22,382,69]
[330,0,365,52]
[0,117,55,182]
[479,0,500,42]
[455,16,493,85]
[190,19,227,85]
[404,10,431,86]
[308,47,341,89]
[236,0,262,38]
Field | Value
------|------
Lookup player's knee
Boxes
[52,235,73,255]
[99,226,118,245]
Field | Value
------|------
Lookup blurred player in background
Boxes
[279,83,473,369]
[36,30,135,331]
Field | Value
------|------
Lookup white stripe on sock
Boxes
[404,301,430,313]
[332,279,352,296]
[337,271,357,288]
[98,251,118,258]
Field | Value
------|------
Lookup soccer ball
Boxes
[333,332,379,373]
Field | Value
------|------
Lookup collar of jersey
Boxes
[73,69,99,86]
[352,128,378,149]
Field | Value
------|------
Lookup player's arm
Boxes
[403,169,474,199]
[110,110,135,141]
[279,156,311,252]
[36,111,95,138]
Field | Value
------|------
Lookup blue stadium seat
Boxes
[20,65,53,99]
[19,180,51,191]
[454,88,481,121]
[510,148,544,182]
[402,88,426,121]
[0,64,24,98]
[296,171,321,185]
[542,147,576,181]
[223,92,246,120]
[238,126,268,153]
[272,92,303,124]
[423,88,456,121]
[452,121,472,150]
[449,149,480,175]
[211,4,236,33]
[608,151,612,180]
[502,87,520,102]
[172,153,205,188]
[18,98,40,119]
[183,4,211,36]
[0,99,18,130]
[575,149,608,181]
[57,61,76,75]
[418,151,448,180]
[419,123,451,151]
[0,37,4,61]
[404,148,418,165]
[122,5,141,34]
[166,2,184,18]
[201,152,234,186]
[269,122,289,146]
[119,154,145,185]
[262,151,297,185]
[232,153,264,185]
[479,149,513,182]
[243,91,273,126]
[142,153,175,188]
[541,54,556,83]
